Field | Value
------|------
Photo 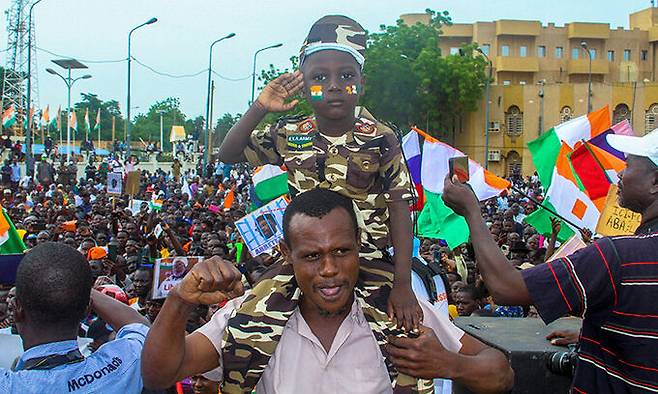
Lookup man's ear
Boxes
[279,240,291,263]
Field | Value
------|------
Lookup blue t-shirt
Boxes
[0,323,149,394]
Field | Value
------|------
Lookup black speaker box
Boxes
[452,316,582,394]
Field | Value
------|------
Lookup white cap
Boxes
[607,128,658,166]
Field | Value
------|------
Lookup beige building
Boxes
[401,7,658,176]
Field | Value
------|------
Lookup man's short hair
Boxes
[282,188,358,247]
[457,285,480,300]
[16,242,92,326]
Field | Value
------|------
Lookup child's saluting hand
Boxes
[256,71,305,113]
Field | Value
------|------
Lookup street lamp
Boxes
[46,60,91,164]
[127,17,158,158]
[156,109,165,152]
[204,32,236,175]
[251,43,283,105]
[537,79,546,135]
[580,41,592,113]
[476,47,493,169]
[26,0,44,176]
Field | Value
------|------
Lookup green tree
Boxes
[362,9,488,142]
[71,93,124,143]
[132,97,188,152]
[213,112,241,147]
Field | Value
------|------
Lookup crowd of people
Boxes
[0,12,656,394]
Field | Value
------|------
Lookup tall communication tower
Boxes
[1,0,40,135]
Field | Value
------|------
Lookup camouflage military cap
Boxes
[299,15,367,68]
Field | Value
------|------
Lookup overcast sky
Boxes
[0,0,649,122]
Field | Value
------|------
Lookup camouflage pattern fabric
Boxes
[299,15,367,67]
[221,259,433,394]
[244,107,414,260]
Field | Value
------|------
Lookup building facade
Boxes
[401,7,658,176]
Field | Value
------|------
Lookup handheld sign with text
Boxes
[152,256,204,299]
[235,197,287,256]
[595,184,641,236]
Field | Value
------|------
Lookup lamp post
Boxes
[250,43,283,105]
[581,41,592,113]
[127,17,157,158]
[476,47,493,169]
[25,0,44,176]
[46,64,91,164]
[157,109,165,152]
[538,79,545,135]
[204,32,235,176]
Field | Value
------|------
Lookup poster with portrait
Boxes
[107,172,123,195]
[235,197,287,256]
[152,256,204,299]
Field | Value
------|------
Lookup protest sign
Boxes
[595,185,641,236]
[125,170,141,196]
[152,256,204,299]
[235,196,287,256]
[107,172,122,195]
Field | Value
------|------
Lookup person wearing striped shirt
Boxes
[443,129,658,393]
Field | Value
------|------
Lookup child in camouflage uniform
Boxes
[216,14,429,392]
[220,15,422,331]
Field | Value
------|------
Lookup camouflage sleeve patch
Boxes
[244,125,284,166]
[378,130,413,203]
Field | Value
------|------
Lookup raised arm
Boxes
[141,256,244,389]
[91,289,149,330]
[218,72,304,164]
[442,175,532,306]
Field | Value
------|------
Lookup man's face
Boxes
[192,227,202,242]
[502,221,514,233]
[88,260,104,280]
[281,208,360,317]
[454,292,478,316]
[133,270,152,297]
[618,155,658,213]
[36,231,50,244]
[301,50,363,121]
[145,300,163,322]
[116,231,128,248]
[125,240,139,256]
[81,241,95,257]
[172,259,187,276]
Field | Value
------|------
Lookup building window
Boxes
[520,46,527,57]
[505,106,524,137]
[608,50,615,61]
[519,80,527,85]
[613,104,631,125]
[624,49,631,61]
[503,80,511,86]
[538,46,546,57]
[480,44,490,56]
[555,47,563,58]
[589,49,597,59]
[645,103,658,132]
[642,50,649,61]
[501,45,510,57]
[571,47,580,59]
[560,106,573,124]
[450,47,460,55]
